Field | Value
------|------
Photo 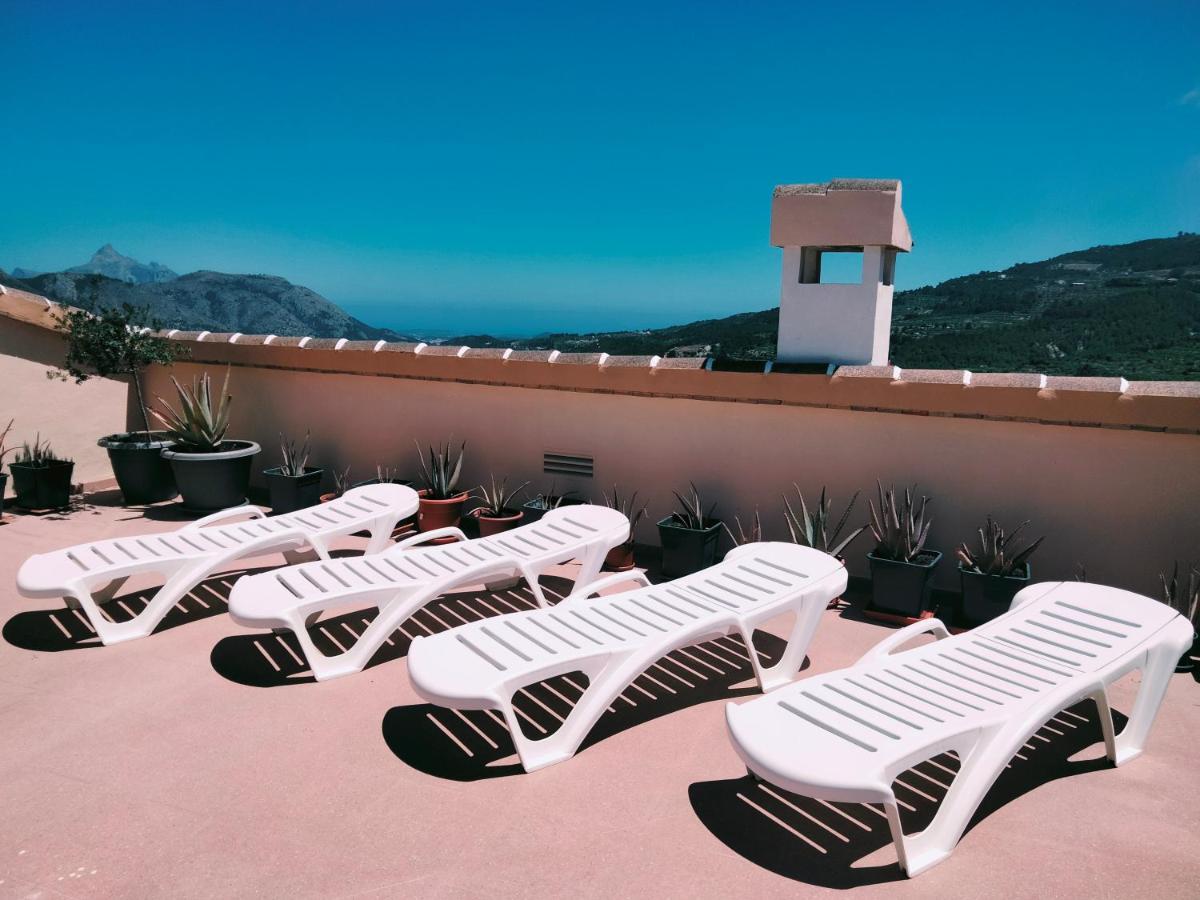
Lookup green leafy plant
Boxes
[0,419,16,467]
[783,486,867,558]
[527,481,579,510]
[957,517,1044,577]
[373,465,403,484]
[668,482,719,530]
[473,474,529,516]
[151,368,233,453]
[13,434,71,468]
[415,440,466,500]
[603,485,646,533]
[332,465,352,498]
[278,432,311,477]
[1160,562,1200,627]
[868,483,932,563]
[722,509,763,547]
[52,302,186,439]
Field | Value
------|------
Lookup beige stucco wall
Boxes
[143,358,1200,598]
[0,316,127,495]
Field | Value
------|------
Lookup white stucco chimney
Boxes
[770,179,912,366]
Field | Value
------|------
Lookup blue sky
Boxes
[3,0,1198,335]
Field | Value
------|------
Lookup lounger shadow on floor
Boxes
[210,576,580,688]
[382,629,793,781]
[688,700,1126,888]
[3,567,263,652]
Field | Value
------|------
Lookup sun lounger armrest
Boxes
[564,570,652,601]
[394,527,468,549]
[855,618,951,666]
[183,505,266,530]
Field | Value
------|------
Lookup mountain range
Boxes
[448,234,1200,381]
[1,246,404,341]
[4,236,1198,380]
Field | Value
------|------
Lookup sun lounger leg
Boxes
[747,602,826,692]
[364,518,397,555]
[571,542,610,599]
[1108,644,1184,765]
[70,562,210,646]
[887,731,1014,877]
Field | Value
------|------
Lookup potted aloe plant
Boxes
[320,466,353,504]
[1160,563,1199,673]
[523,483,585,524]
[784,486,868,608]
[153,369,260,511]
[53,301,186,505]
[657,483,722,578]
[866,483,941,620]
[353,465,412,489]
[0,419,14,518]
[264,432,324,514]
[603,486,647,571]
[956,517,1044,628]
[9,435,75,511]
[471,475,529,537]
[415,441,468,535]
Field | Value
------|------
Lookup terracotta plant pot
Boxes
[604,542,637,572]
[473,508,523,537]
[418,490,468,534]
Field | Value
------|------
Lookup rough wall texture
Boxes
[142,356,1200,597]
[0,316,127,493]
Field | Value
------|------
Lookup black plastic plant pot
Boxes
[264,466,326,514]
[0,471,8,516]
[99,432,178,505]
[9,459,75,511]
[161,441,260,512]
[1176,632,1198,674]
[657,516,722,579]
[867,550,943,618]
[957,563,1030,628]
[522,496,586,525]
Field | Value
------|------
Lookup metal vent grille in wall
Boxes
[543,452,594,478]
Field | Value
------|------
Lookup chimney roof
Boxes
[770,178,913,251]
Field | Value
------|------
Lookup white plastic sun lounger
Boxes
[16,484,418,646]
[725,580,1193,877]
[226,505,632,682]
[407,542,846,772]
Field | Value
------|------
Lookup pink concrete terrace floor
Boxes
[0,493,1198,899]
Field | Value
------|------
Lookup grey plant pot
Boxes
[161,441,260,512]
[264,466,325,514]
[867,550,943,619]
[657,516,722,579]
[99,431,178,505]
[522,496,586,525]
[957,563,1030,628]
[9,459,75,511]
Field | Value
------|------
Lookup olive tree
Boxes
[51,301,187,439]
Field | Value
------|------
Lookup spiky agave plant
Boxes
[1160,562,1200,627]
[603,485,646,532]
[868,482,932,562]
[278,431,311,477]
[783,486,867,558]
[722,509,763,547]
[957,517,1044,577]
[669,482,718,530]
[13,434,70,467]
[152,368,232,452]
[415,440,466,500]
[0,419,16,467]
[473,474,529,516]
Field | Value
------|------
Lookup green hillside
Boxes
[450,234,1200,380]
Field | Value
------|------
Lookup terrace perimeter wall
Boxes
[2,286,1198,596]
